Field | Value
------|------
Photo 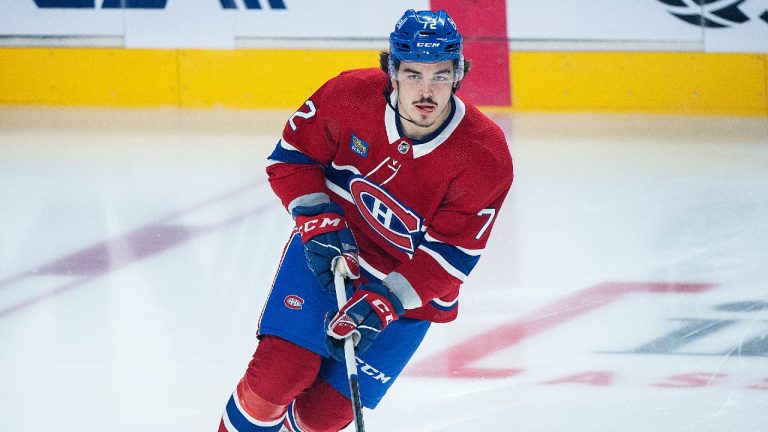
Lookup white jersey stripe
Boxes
[278,138,300,152]
[232,391,284,428]
[358,254,388,281]
[432,296,459,308]
[423,232,484,256]
[325,179,354,203]
[330,161,363,176]
[221,411,237,432]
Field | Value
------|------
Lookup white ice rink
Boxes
[1,107,767,431]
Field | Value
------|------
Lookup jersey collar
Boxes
[385,90,466,159]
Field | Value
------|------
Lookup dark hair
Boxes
[379,50,471,89]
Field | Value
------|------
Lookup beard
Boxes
[410,113,438,128]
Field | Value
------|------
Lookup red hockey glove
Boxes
[292,202,360,292]
[325,283,405,361]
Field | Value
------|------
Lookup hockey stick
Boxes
[333,264,366,432]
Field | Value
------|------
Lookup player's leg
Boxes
[281,317,431,431]
[220,232,341,431]
[219,336,322,432]
[282,377,353,432]
[322,316,430,409]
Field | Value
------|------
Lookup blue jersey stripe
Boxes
[420,238,481,278]
[267,140,318,165]
[325,162,356,192]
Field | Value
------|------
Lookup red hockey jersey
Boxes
[266,68,513,323]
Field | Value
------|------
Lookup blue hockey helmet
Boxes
[389,9,464,81]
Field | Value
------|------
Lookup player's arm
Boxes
[384,148,514,309]
[266,79,340,213]
[266,77,361,291]
[266,71,369,212]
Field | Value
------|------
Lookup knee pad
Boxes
[245,335,323,406]
[222,336,323,431]
[285,378,353,432]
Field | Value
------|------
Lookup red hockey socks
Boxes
[283,377,354,432]
[219,336,322,432]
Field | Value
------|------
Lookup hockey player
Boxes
[219,9,513,432]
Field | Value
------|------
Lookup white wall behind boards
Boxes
[1,0,766,52]
[504,0,767,53]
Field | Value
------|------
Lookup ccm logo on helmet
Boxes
[349,178,422,254]
[416,42,441,48]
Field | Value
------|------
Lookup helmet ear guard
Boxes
[453,56,465,82]
[387,55,397,81]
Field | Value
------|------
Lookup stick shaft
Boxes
[333,271,366,432]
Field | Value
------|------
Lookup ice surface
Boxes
[1,107,766,431]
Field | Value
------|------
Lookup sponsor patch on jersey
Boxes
[284,295,305,310]
[350,134,369,158]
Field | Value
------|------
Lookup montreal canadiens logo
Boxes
[284,295,304,310]
[349,177,422,253]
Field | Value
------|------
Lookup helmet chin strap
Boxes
[383,89,420,128]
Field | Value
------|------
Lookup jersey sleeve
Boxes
[266,77,344,212]
[385,139,513,310]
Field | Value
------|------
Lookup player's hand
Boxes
[325,283,404,361]
[292,202,360,292]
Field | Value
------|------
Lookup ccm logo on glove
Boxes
[291,202,360,292]
[325,283,405,361]
[370,298,396,325]
[296,214,344,239]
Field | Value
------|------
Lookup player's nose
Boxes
[419,80,434,96]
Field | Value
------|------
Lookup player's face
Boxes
[393,60,456,140]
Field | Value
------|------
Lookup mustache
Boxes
[413,97,437,105]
